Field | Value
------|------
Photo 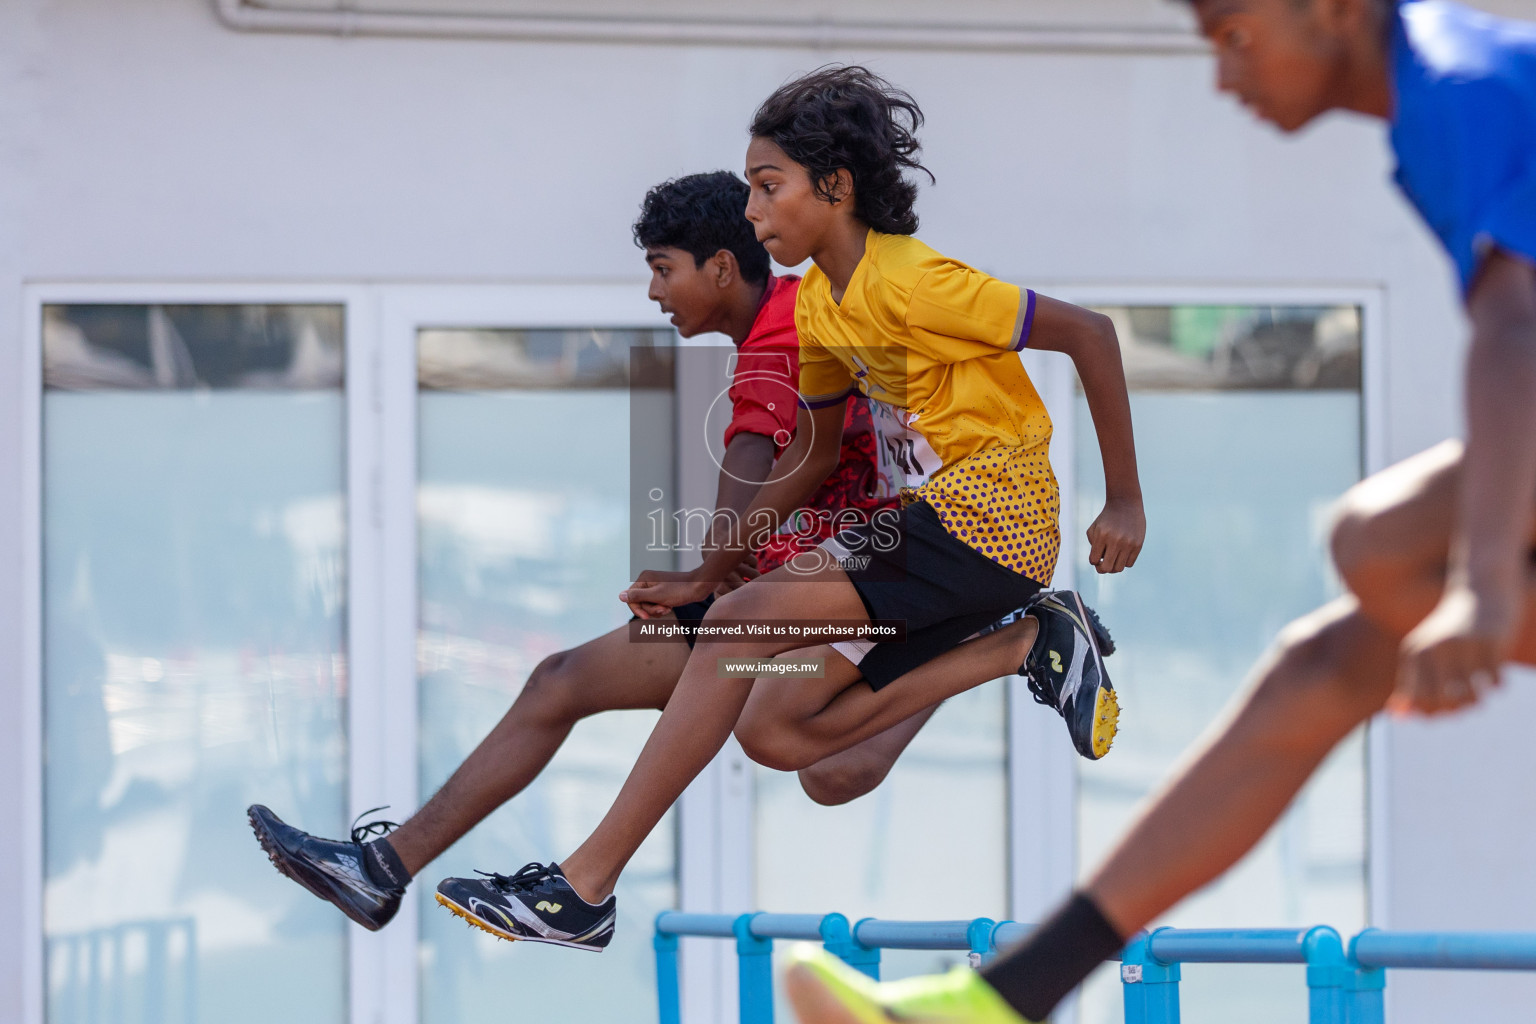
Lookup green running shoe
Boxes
[784,946,1036,1024]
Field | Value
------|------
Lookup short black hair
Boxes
[632,171,770,285]
[750,65,933,237]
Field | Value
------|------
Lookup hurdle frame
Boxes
[655,912,1536,1024]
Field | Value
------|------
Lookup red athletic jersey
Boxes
[725,275,801,451]
[724,276,896,575]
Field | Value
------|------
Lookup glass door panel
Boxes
[41,303,349,1024]
[755,685,1010,981]
[1074,305,1367,1024]
[415,328,678,1024]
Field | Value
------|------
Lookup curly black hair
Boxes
[749,65,933,236]
[632,171,770,285]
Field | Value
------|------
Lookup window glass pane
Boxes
[1074,305,1366,1024]
[45,304,343,390]
[416,327,677,1024]
[1108,304,1361,391]
[42,304,348,1024]
[418,327,669,390]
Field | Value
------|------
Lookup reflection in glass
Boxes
[45,305,343,390]
[42,305,348,1024]
[1101,305,1360,390]
[418,327,672,390]
[416,327,677,1024]
[755,687,1009,981]
[1075,306,1365,1024]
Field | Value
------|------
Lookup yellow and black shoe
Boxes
[1021,591,1120,760]
[784,946,1038,1024]
[435,862,615,952]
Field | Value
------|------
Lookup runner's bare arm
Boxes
[711,432,776,595]
[627,431,778,617]
[1399,250,1536,712]
[623,401,848,613]
[1028,294,1146,574]
[714,431,777,518]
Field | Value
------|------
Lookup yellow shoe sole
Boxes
[435,891,520,943]
[435,890,611,952]
[1090,686,1120,760]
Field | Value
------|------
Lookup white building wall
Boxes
[2,1,1534,1021]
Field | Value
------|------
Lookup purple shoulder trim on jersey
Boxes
[1013,288,1038,351]
[799,387,855,410]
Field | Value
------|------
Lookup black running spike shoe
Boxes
[1022,590,1120,760]
[435,863,616,952]
[247,804,405,931]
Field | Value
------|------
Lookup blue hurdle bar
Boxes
[655,912,999,1024]
[1351,929,1536,971]
[656,913,1536,1024]
[1122,926,1375,1024]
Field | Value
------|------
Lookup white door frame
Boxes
[16,280,699,1024]
[373,283,731,1024]
[17,278,1388,1024]
[19,281,372,1024]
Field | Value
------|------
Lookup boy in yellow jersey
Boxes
[426,65,1146,957]
[796,218,1064,587]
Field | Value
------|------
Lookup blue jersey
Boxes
[1391,1,1536,295]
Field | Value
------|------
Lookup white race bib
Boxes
[867,397,940,499]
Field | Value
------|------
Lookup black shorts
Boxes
[644,502,1041,685]
[823,500,1045,690]
[627,597,716,648]
[672,596,715,649]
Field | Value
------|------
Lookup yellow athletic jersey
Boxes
[796,230,1060,583]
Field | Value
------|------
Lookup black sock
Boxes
[979,892,1126,1021]
[362,838,412,891]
